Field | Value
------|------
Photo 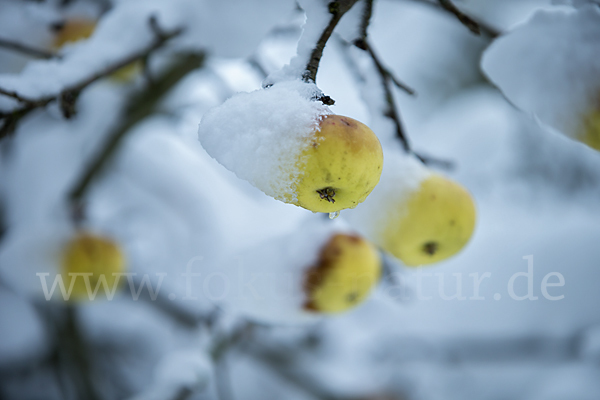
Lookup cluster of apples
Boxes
[47,18,475,321]
[229,111,476,317]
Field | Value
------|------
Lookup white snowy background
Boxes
[0,0,599,399]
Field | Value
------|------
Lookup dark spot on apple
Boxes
[346,292,359,303]
[449,220,456,226]
[423,241,438,256]
[50,21,65,32]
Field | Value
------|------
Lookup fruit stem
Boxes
[316,187,336,203]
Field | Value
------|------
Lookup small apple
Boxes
[580,109,600,151]
[304,233,381,313]
[380,174,476,266]
[60,232,125,301]
[289,115,383,213]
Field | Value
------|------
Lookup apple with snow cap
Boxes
[288,114,383,213]
[198,81,383,215]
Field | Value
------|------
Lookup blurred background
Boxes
[1,0,599,399]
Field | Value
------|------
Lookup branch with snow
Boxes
[0,16,182,140]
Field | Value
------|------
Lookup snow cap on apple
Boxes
[198,80,383,213]
[482,5,600,151]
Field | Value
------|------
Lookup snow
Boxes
[198,80,331,204]
[481,6,600,142]
[151,350,212,393]
[264,0,331,84]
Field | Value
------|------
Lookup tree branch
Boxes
[405,0,500,38]
[438,0,481,34]
[339,37,454,169]
[0,37,57,59]
[343,0,454,169]
[303,0,360,84]
[0,16,183,140]
[358,0,373,42]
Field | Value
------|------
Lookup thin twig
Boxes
[0,37,57,59]
[350,0,413,152]
[348,0,453,169]
[352,0,410,147]
[0,16,183,140]
[358,0,373,42]
[303,0,360,83]
[405,0,500,38]
[438,0,481,35]
[353,0,415,96]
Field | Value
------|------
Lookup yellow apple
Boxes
[580,109,600,151]
[381,174,476,266]
[60,232,125,301]
[304,233,381,313]
[288,115,383,213]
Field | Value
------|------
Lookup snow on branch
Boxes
[0,16,182,140]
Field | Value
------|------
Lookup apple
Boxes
[380,174,476,266]
[304,233,381,313]
[288,114,383,213]
[60,232,125,301]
